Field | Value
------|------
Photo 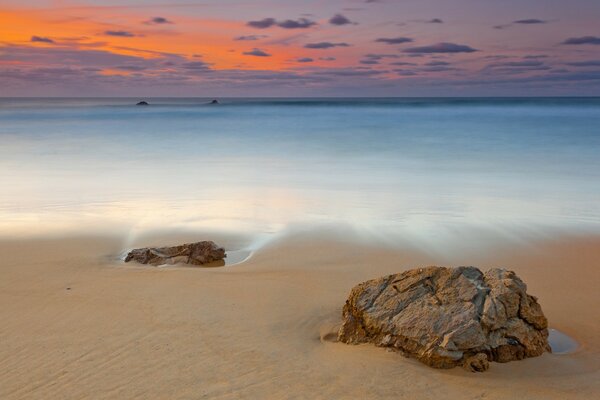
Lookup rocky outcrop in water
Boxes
[338,266,550,372]
[124,241,226,266]
[136,101,149,106]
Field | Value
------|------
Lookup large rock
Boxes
[338,266,550,372]
[124,241,226,266]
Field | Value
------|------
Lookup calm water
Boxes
[1,97,599,244]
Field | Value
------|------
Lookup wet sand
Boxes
[0,230,598,399]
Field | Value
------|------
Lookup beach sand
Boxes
[0,230,598,399]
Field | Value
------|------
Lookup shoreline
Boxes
[0,229,598,398]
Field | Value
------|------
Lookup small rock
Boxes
[136,101,149,106]
[210,99,219,104]
[124,241,226,266]
[463,353,489,372]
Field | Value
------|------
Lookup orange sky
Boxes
[1,1,599,96]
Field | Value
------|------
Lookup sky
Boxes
[1,0,600,96]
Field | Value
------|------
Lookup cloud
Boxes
[104,31,136,37]
[495,19,548,29]
[311,68,385,77]
[114,65,147,71]
[364,53,399,60]
[490,61,545,67]
[360,54,399,65]
[243,48,271,57]
[319,57,336,61]
[455,71,600,87]
[390,61,417,66]
[420,65,457,72]
[144,17,173,25]
[428,18,443,23]
[247,17,316,29]
[565,60,600,67]
[30,36,54,44]
[296,57,314,63]
[329,14,354,26]
[247,18,276,28]
[514,19,547,24]
[304,42,350,49]
[375,37,413,44]
[562,36,600,45]
[395,70,418,76]
[483,60,551,73]
[182,61,212,71]
[1,44,149,66]
[403,42,477,53]
[277,18,317,29]
[425,61,450,66]
[234,35,268,41]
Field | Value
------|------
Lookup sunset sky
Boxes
[1,0,600,96]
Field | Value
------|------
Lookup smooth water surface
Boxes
[1,97,599,242]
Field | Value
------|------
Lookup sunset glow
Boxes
[1,0,600,96]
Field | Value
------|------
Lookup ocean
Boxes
[1,97,599,247]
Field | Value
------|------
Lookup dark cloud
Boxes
[483,60,551,74]
[360,59,379,65]
[491,61,545,67]
[329,14,354,26]
[247,17,316,29]
[425,61,450,66]
[484,55,510,60]
[549,68,571,74]
[234,35,268,41]
[364,54,399,61]
[304,42,350,49]
[562,36,600,45]
[390,61,417,66]
[455,71,600,87]
[403,42,477,54]
[523,55,548,59]
[514,19,547,24]
[277,18,317,29]
[243,48,271,57]
[312,68,385,77]
[375,37,413,45]
[104,31,136,37]
[30,36,54,44]
[395,69,418,76]
[428,18,443,24]
[566,60,600,67]
[495,19,548,29]
[1,44,150,66]
[421,65,457,72]
[319,57,336,61]
[296,57,314,63]
[182,61,212,71]
[114,65,147,71]
[144,17,173,25]
[247,18,277,29]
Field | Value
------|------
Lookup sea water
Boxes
[1,97,599,244]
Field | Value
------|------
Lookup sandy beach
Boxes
[0,230,598,399]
